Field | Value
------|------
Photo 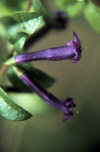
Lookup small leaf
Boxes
[7,63,55,92]
[0,0,27,17]
[0,11,43,35]
[32,0,54,23]
[8,32,28,52]
[0,87,32,121]
[0,11,43,53]
[84,1,100,32]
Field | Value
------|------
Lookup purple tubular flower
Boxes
[20,73,76,121]
[12,31,81,65]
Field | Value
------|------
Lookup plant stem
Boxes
[0,65,7,80]
[26,0,32,11]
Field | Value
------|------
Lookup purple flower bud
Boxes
[5,32,81,65]
[19,73,76,121]
[53,11,68,29]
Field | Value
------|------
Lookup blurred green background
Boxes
[0,1,100,152]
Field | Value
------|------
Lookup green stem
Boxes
[0,65,7,80]
[26,0,32,11]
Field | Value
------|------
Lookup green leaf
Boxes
[0,0,27,17]
[9,93,52,115]
[7,63,55,92]
[8,32,28,52]
[84,1,100,32]
[55,0,84,17]
[32,0,47,14]
[32,0,54,23]
[0,87,32,121]
[0,11,43,53]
